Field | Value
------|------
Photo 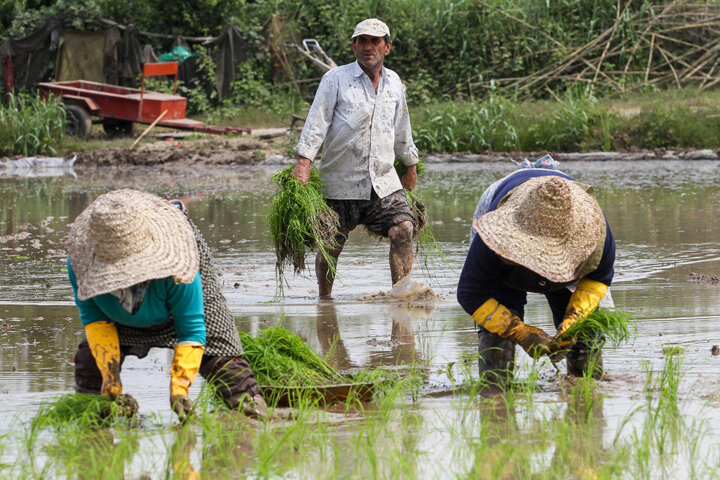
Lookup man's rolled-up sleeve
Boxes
[295,72,338,161]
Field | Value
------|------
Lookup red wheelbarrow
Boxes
[38,61,251,138]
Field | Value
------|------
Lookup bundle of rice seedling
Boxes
[32,393,138,429]
[557,308,634,347]
[239,327,348,387]
[268,166,340,287]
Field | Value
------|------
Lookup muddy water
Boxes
[3,160,720,473]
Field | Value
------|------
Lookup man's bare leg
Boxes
[388,220,414,284]
[316,234,347,298]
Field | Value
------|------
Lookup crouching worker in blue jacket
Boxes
[66,189,266,421]
[457,158,615,385]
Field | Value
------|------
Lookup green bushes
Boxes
[0,93,66,157]
[412,88,720,153]
[413,94,518,153]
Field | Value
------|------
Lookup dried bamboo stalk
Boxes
[646,33,655,82]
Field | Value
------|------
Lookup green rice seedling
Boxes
[267,166,340,293]
[239,327,348,387]
[557,307,634,347]
[32,393,137,430]
[42,425,141,479]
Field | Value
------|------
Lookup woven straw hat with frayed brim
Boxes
[67,189,199,301]
[472,176,604,283]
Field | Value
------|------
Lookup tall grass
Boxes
[413,88,720,153]
[0,93,66,157]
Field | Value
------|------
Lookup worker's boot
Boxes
[566,341,604,379]
[477,328,516,388]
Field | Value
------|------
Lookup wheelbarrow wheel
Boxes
[102,118,134,137]
[65,105,92,138]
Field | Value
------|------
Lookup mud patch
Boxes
[687,272,720,284]
[75,147,264,167]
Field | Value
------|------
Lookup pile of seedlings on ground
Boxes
[239,326,393,388]
[239,327,350,387]
[557,307,635,347]
[32,393,138,430]
[268,165,339,292]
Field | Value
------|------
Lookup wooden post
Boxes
[131,110,168,149]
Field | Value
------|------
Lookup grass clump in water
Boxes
[32,393,138,430]
[558,307,634,347]
[268,166,340,291]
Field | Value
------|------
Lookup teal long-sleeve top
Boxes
[67,258,206,345]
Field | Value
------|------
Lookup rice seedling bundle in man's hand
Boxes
[557,308,634,347]
[268,166,340,284]
[239,327,348,386]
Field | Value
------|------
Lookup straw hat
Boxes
[472,176,603,283]
[67,189,199,301]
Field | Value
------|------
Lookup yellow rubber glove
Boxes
[85,321,122,399]
[170,344,205,421]
[557,279,609,337]
[472,298,553,358]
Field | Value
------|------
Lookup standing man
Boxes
[291,18,419,297]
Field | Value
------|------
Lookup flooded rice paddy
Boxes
[2,159,720,478]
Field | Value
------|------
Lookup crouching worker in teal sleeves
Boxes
[66,189,266,421]
[457,162,615,385]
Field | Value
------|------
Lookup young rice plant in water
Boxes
[32,393,137,430]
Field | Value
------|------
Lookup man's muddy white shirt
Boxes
[295,61,419,200]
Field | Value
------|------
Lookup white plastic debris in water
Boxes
[0,155,77,178]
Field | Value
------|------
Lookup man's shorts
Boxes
[326,189,415,238]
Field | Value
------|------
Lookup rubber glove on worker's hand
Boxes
[170,343,204,422]
[555,279,609,338]
[472,298,554,359]
[171,395,194,422]
[85,321,122,399]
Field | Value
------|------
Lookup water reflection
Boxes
[316,301,352,371]
[4,160,720,476]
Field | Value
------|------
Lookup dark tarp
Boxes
[55,30,105,82]
[2,21,247,100]
[207,24,248,100]
[103,26,122,84]
[116,26,143,87]
[0,18,62,94]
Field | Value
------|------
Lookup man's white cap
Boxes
[351,18,390,40]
